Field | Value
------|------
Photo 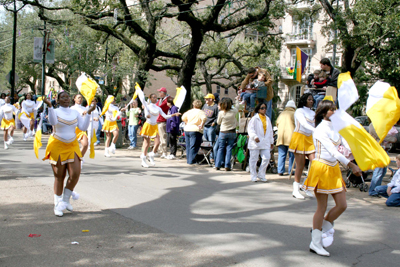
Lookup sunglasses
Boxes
[259,107,266,110]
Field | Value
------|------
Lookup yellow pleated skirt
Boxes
[102,120,118,132]
[75,127,87,141]
[289,132,315,154]
[1,118,15,130]
[303,160,346,194]
[43,135,82,165]
[140,122,158,138]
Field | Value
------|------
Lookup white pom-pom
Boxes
[71,191,79,200]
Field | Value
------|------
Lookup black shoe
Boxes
[216,167,220,170]
[225,168,231,171]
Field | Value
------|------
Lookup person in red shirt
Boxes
[150,87,170,158]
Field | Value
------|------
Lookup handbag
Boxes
[238,117,251,133]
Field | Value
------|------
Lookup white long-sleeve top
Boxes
[48,106,90,143]
[313,120,351,167]
[388,170,400,194]
[88,106,102,132]
[22,99,35,114]
[294,107,315,136]
[70,104,87,116]
[144,102,171,125]
[247,113,274,150]
[0,103,18,121]
[104,104,121,122]
[0,99,5,107]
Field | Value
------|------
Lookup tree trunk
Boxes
[178,29,204,112]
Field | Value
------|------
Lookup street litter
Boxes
[71,241,79,245]
[82,230,89,232]
[28,234,41,237]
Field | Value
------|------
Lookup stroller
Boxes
[344,160,372,192]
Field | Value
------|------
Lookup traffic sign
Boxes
[6,71,19,85]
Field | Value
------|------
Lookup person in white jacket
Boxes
[247,102,274,182]
[0,96,19,149]
[303,100,361,257]
[288,93,316,199]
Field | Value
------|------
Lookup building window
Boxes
[291,48,313,73]
[224,88,229,95]
[216,85,220,94]
[290,85,303,104]
[292,18,313,40]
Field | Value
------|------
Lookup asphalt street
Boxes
[1,131,399,267]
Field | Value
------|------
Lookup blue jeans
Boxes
[185,131,203,164]
[369,167,387,196]
[204,125,217,159]
[242,93,256,110]
[215,132,236,168]
[95,121,102,144]
[42,122,52,133]
[277,145,294,174]
[128,124,139,147]
[374,185,400,207]
[313,94,325,108]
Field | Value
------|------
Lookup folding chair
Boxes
[197,141,213,166]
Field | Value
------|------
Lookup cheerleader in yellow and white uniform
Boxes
[303,100,361,257]
[288,93,316,199]
[101,96,126,157]
[70,94,89,159]
[42,92,95,217]
[20,92,42,141]
[0,96,19,149]
[139,93,180,167]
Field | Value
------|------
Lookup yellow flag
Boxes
[76,74,98,106]
[89,130,97,159]
[337,72,359,110]
[34,129,42,159]
[366,81,400,143]
[331,109,390,171]
[100,95,114,117]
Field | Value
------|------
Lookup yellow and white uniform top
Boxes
[105,104,120,122]
[48,106,90,143]
[22,99,35,115]
[294,107,315,136]
[144,103,171,126]
[0,103,18,120]
[313,120,350,167]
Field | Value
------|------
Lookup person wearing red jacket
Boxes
[150,87,169,158]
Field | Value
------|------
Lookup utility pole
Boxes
[41,21,47,97]
[10,0,17,104]
[103,39,108,102]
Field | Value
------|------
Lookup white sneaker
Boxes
[292,182,305,200]
[148,155,156,166]
[127,146,133,150]
[153,152,160,157]
[160,153,167,159]
[8,137,14,144]
[4,142,8,150]
[54,195,65,217]
[305,189,315,198]
[169,155,176,160]
[110,143,116,154]
[140,154,149,168]
[104,147,111,158]
[259,177,267,183]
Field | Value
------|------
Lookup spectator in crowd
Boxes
[154,87,169,158]
[320,58,340,88]
[276,100,296,176]
[247,102,274,182]
[126,100,141,150]
[311,70,329,108]
[215,98,238,171]
[94,96,103,145]
[368,122,397,196]
[202,93,219,161]
[182,100,207,165]
[166,96,180,160]
[373,154,400,207]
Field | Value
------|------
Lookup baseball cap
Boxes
[157,87,167,93]
[204,93,215,100]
